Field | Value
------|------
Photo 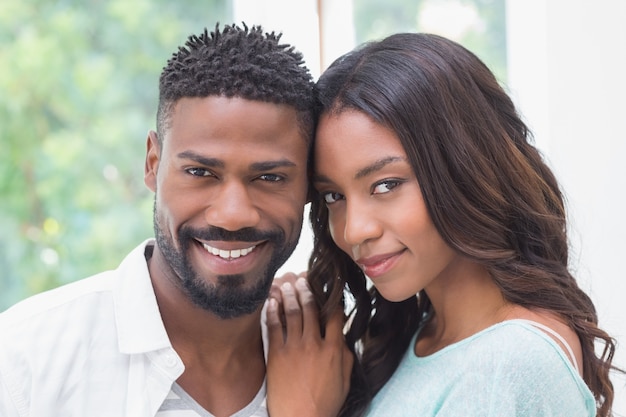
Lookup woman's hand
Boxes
[266,273,353,417]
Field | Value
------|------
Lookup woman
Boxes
[266,33,619,417]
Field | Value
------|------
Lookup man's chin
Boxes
[215,273,246,288]
[194,296,265,320]
[183,275,271,319]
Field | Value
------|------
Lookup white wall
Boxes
[232,0,322,78]
[507,0,626,412]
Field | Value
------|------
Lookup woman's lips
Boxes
[356,249,405,278]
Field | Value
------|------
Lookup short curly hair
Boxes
[156,23,315,143]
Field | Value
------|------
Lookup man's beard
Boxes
[153,203,300,319]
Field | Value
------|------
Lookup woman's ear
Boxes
[144,130,160,192]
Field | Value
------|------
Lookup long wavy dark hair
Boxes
[307,33,619,417]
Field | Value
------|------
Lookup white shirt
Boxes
[0,240,268,417]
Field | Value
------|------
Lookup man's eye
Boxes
[258,173,284,182]
[323,192,344,204]
[372,179,403,195]
[186,167,212,177]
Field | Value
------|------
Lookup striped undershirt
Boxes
[156,381,268,417]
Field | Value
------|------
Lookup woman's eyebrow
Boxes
[312,156,407,185]
[354,156,405,179]
[311,173,332,184]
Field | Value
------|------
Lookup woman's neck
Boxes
[416,259,512,356]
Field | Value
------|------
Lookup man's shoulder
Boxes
[0,239,154,329]
[0,270,115,328]
[0,271,123,393]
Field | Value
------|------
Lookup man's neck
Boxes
[147,245,267,416]
[147,244,264,356]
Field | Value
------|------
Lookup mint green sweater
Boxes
[366,320,595,416]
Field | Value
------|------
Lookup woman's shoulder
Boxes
[471,319,573,361]
[370,319,595,417]
[457,317,589,399]
[496,307,584,373]
[411,316,581,382]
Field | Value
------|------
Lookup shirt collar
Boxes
[113,239,270,358]
[114,239,172,354]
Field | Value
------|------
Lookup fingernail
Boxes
[281,282,293,292]
[267,298,278,313]
[295,277,309,290]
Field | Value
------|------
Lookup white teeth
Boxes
[202,243,256,259]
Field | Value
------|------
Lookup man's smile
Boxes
[202,242,257,260]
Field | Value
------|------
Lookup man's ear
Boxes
[144,130,160,192]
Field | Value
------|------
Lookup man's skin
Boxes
[144,95,309,416]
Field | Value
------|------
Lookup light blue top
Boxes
[366,320,596,416]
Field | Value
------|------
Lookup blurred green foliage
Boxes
[354,0,507,82]
[1,0,506,311]
[0,0,232,310]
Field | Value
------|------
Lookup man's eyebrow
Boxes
[249,159,297,172]
[354,156,406,179]
[177,151,224,168]
[177,151,296,171]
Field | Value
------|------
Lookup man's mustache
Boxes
[182,226,283,243]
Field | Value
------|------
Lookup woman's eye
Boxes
[323,192,344,204]
[372,179,402,195]
[186,167,212,177]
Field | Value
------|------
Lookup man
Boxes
[0,23,314,416]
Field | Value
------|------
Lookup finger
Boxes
[266,298,286,347]
[342,345,354,393]
[280,281,304,341]
[270,272,298,303]
[295,277,321,339]
[274,271,300,287]
[267,283,286,329]
[324,308,346,344]
[269,282,283,304]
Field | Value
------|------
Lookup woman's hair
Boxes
[308,32,618,416]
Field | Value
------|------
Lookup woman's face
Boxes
[313,110,457,301]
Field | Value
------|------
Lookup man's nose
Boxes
[204,182,261,231]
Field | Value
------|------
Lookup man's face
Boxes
[145,96,309,319]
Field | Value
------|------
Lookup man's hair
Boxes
[156,23,315,142]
